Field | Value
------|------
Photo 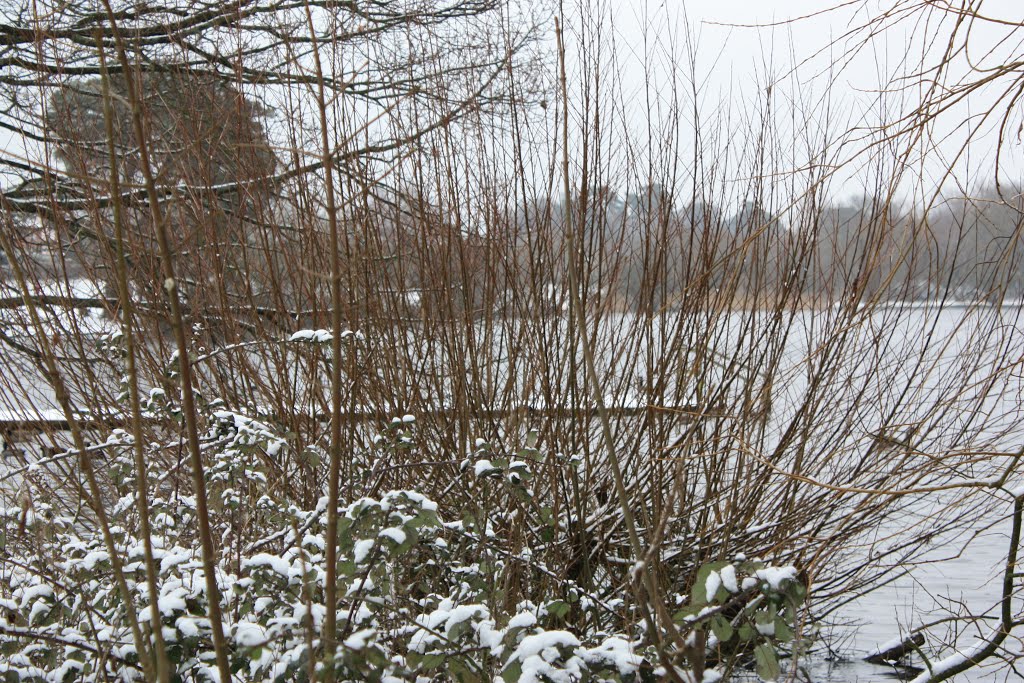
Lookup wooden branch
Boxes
[0,404,715,436]
[865,633,925,664]
[0,295,106,310]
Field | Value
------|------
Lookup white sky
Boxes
[2,1,1021,205]
[595,0,1024,203]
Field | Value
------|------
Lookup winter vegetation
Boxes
[0,0,1023,682]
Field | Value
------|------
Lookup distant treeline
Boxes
[19,182,1024,323]
[496,184,1024,311]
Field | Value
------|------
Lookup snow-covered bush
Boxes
[0,416,805,682]
[674,559,807,681]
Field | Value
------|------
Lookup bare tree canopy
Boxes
[0,0,529,211]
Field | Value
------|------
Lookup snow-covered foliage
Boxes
[0,415,805,682]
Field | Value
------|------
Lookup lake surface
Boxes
[822,512,1017,682]
[809,304,1024,682]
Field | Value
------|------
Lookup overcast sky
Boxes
[599,0,1024,202]
[2,1,1020,204]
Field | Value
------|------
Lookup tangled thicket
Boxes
[2,1,1024,681]
[1,407,805,682]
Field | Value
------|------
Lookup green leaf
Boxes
[302,449,321,467]
[501,661,523,683]
[539,507,554,525]
[673,604,702,625]
[547,600,570,620]
[417,509,441,528]
[449,617,474,643]
[754,643,781,681]
[774,616,794,643]
[738,623,757,642]
[755,609,775,625]
[418,653,445,670]
[692,561,730,607]
[511,486,532,503]
[449,657,481,683]
[710,615,734,643]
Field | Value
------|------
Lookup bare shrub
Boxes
[0,0,1022,681]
